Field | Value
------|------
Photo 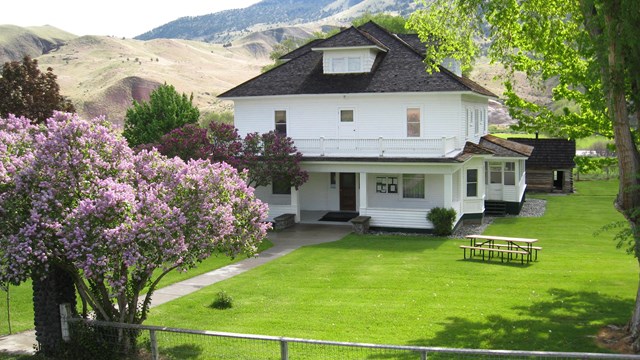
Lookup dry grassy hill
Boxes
[0,25,76,64]
[36,35,270,127]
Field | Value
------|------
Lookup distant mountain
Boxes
[135,0,417,43]
[0,25,77,64]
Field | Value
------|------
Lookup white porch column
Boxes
[291,186,300,222]
[359,172,367,212]
[443,173,453,209]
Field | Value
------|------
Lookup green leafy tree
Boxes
[352,13,412,34]
[408,0,640,347]
[0,56,75,123]
[261,38,314,73]
[122,83,200,147]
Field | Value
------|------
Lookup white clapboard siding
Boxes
[362,208,432,229]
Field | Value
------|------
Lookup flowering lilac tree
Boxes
[0,112,269,334]
[151,122,308,190]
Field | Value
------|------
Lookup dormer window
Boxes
[314,45,386,74]
[331,57,362,73]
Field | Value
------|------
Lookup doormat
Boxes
[319,212,359,222]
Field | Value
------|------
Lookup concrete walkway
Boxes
[0,224,351,355]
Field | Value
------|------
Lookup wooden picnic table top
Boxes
[465,234,538,243]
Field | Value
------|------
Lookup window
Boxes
[504,162,516,185]
[466,108,472,138]
[407,108,420,137]
[340,109,354,122]
[466,169,478,197]
[331,57,361,73]
[332,58,346,72]
[347,57,361,72]
[275,110,286,136]
[403,174,425,199]
[272,179,291,195]
[490,164,502,184]
[376,176,398,193]
[474,109,480,135]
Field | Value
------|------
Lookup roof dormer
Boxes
[310,26,388,74]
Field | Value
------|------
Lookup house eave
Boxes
[311,45,388,53]
[219,91,496,101]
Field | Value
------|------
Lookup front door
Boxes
[339,173,356,211]
[487,163,503,200]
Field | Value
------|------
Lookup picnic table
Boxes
[460,235,541,264]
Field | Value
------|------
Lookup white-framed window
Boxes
[407,107,421,137]
[504,162,516,185]
[474,109,480,135]
[275,110,286,136]
[347,57,362,72]
[331,58,346,73]
[489,163,502,184]
[340,109,354,122]
[402,174,425,199]
[466,169,478,197]
[466,108,472,138]
[331,56,362,73]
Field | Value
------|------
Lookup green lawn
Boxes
[146,180,636,354]
[0,240,272,336]
[491,133,612,151]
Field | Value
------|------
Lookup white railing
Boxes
[293,137,460,158]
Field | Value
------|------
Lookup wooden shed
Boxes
[509,138,576,193]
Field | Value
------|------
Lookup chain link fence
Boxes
[61,315,640,360]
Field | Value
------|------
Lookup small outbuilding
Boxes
[509,138,576,193]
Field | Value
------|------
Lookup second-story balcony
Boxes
[293,137,461,158]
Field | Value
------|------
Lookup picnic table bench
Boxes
[461,235,541,264]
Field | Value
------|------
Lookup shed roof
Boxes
[508,138,576,169]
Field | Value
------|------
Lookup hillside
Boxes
[135,0,417,43]
[35,35,270,127]
[0,25,77,63]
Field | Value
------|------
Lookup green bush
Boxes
[210,290,233,310]
[427,207,457,236]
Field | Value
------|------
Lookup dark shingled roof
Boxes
[455,142,494,162]
[508,138,576,169]
[280,38,324,61]
[395,33,426,56]
[479,135,534,158]
[219,21,496,98]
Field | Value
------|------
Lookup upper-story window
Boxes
[474,109,480,135]
[340,109,354,122]
[407,108,421,137]
[275,110,286,136]
[331,57,362,73]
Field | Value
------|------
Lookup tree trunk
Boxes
[32,265,77,357]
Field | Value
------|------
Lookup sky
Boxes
[0,0,262,38]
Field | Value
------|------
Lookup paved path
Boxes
[0,224,351,355]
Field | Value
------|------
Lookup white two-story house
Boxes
[219,21,533,231]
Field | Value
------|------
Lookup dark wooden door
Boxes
[339,173,356,211]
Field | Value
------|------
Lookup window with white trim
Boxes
[504,162,516,185]
[407,108,420,137]
[402,174,425,199]
[466,169,478,197]
[347,57,361,72]
[275,110,286,136]
[340,109,354,122]
[331,58,346,73]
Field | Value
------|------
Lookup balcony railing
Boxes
[293,137,460,158]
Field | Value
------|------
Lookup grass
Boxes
[0,240,272,336]
[146,180,636,355]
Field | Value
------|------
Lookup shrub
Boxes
[427,207,457,236]
[211,290,233,310]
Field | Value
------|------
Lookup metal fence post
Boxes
[280,338,289,360]
[421,350,427,360]
[59,303,70,342]
[150,329,159,360]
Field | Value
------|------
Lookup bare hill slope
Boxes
[36,35,270,127]
[0,25,77,63]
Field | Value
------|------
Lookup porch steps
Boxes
[484,201,507,217]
